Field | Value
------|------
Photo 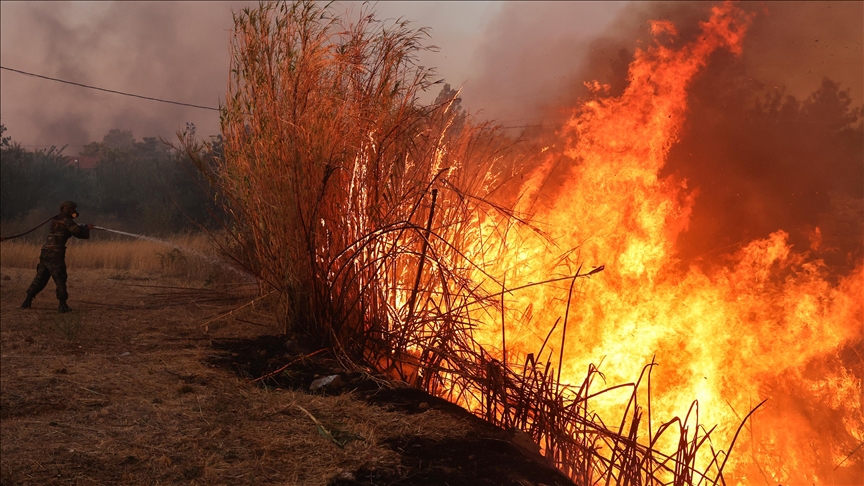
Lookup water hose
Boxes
[0,214,59,242]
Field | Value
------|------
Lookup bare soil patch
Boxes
[1,268,572,485]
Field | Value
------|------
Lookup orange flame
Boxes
[468,2,862,482]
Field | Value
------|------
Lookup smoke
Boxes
[465,1,863,272]
[465,2,862,124]
[654,1,863,272]
[458,2,628,128]
[0,1,253,150]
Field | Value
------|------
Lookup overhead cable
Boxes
[0,65,220,111]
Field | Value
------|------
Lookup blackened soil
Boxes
[208,335,485,419]
[208,335,575,486]
[208,333,338,388]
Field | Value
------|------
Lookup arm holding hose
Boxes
[0,217,98,243]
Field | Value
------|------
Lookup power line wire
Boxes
[0,65,220,112]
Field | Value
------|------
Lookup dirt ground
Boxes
[0,267,574,486]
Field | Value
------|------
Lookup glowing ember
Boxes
[465,2,862,482]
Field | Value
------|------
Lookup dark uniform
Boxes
[22,201,91,313]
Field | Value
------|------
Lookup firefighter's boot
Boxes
[58,300,72,313]
[21,292,34,309]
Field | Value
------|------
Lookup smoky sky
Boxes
[0,1,627,150]
[455,2,628,126]
[0,1,498,150]
[0,1,252,150]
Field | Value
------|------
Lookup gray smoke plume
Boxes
[0,1,252,150]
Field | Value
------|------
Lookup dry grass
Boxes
[0,267,492,486]
[0,234,244,283]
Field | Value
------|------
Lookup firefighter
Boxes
[21,201,94,313]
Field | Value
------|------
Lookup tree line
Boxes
[0,124,222,235]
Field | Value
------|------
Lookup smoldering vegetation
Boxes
[462,5,863,479]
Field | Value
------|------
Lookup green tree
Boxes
[1,125,221,232]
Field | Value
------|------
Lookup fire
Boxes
[465,2,863,482]
[217,0,861,481]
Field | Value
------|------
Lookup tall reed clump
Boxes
[192,0,515,351]
[182,1,753,483]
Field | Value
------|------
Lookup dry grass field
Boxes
[0,235,235,282]
[0,239,572,486]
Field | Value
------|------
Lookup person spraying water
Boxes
[18,201,98,313]
[2,205,253,308]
